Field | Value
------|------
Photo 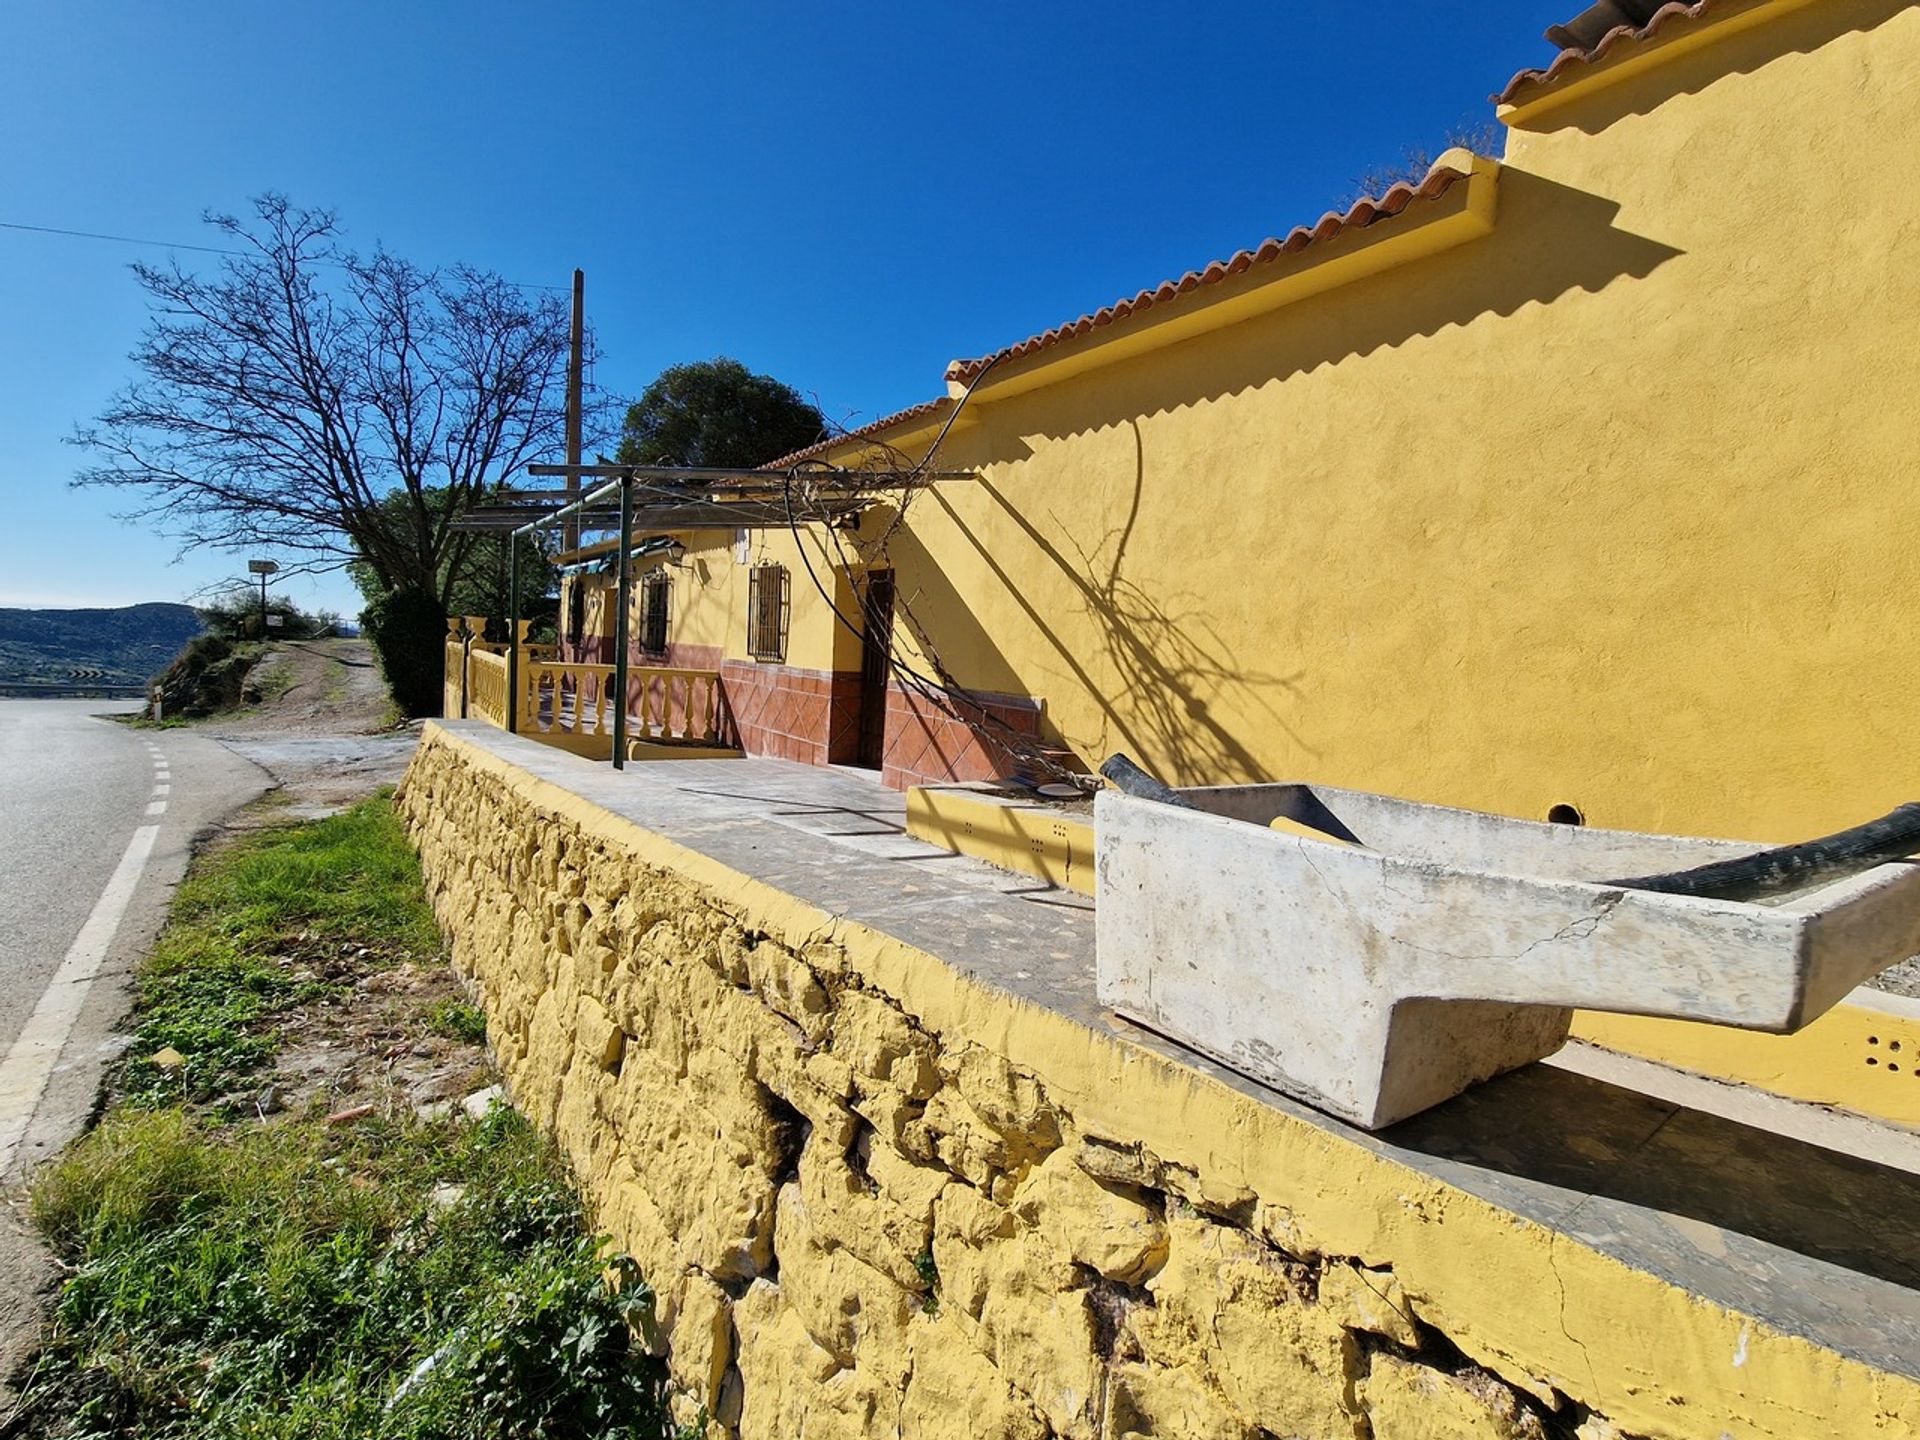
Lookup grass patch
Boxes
[428,998,489,1045]
[25,1107,667,1439]
[251,657,299,704]
[322,658,351,702]
[117,794,443,1106]
[162,793,442,955]
[113,713,195,731]
[13,795,672,1439]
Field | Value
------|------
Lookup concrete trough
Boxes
[1095,783,1920,1129]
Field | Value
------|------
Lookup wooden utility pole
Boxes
[565,269,585,555]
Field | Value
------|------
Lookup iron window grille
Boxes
[640,571,671,656]
[746,564,790,663]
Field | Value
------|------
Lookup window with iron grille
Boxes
[640,571,670,655]
[746,564,789,662]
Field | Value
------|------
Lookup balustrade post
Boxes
[444,618,461,719]
[514,620,536,725]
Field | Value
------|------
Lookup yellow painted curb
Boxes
[905,786,1094,896]
[1574,995,1920,1130]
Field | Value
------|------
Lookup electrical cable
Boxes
[0,218,567,291]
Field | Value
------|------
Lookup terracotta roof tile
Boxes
[1496,0,1719,105]
[761,396,956,470]
[943,165,1468,386]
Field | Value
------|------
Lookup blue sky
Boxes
[0,2,1567,616]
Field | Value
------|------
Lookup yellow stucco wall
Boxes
[664,531,743,657]
[712,0,1920,843]
[399,724,1920,1440]
[726,523,867,673]
[572,526,866,674]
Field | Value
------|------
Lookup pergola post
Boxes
[612,472,634,770]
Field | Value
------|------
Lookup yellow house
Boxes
[563,0,1920,845]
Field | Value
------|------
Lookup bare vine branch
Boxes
[775,359,1094,788]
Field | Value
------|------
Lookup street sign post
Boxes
[247,560,280,636]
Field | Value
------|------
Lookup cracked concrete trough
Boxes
[1096,782,1920,1128]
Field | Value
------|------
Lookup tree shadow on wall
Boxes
[888,423,1310,788]
[981,422,1312,785]
[888,167,1694,785]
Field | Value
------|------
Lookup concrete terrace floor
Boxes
[432,722,1920,1382]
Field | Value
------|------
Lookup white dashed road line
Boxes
[0,820,161,1172]
[148,751,171,816]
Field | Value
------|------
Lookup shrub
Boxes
[362,587,448,718]
[152,632,260,717]
[198,586,332,642]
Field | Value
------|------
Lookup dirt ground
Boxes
[181,640,479,1119]
[202,638,421,818]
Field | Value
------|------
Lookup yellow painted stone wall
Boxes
[398,727,1920,1440]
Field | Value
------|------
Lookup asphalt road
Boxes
[0,701,268,1178]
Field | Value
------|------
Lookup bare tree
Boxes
[1346,120,1505,205]
[72,194,609,605]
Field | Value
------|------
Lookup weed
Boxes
[428,998,489,1045]
[28,1107,670,1438]
[17,795,674,1438]
[112,794,443,1104]
[914,1246,940,1314]
[322,658,351,702]
[251,658,299,703]
[113,712,194,730]
[161,791,442,957]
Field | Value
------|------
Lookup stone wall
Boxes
[397,727,1904,1440]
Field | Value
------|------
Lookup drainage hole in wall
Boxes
[1892,1064,1902,1073]
[1546,803,1586,826]
[1869,1036,1881,1045]
[1868,1057,1880,1066]
[1892,1040,1904,1053]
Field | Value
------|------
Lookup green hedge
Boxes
[361,588,447,718]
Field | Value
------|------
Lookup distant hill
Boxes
[0,603,204,688]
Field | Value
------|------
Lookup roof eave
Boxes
[1498,0,1819,126]
[944,151,1500,408]
[760,397,961,471]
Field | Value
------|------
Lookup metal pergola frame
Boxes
[454,462,972,770]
